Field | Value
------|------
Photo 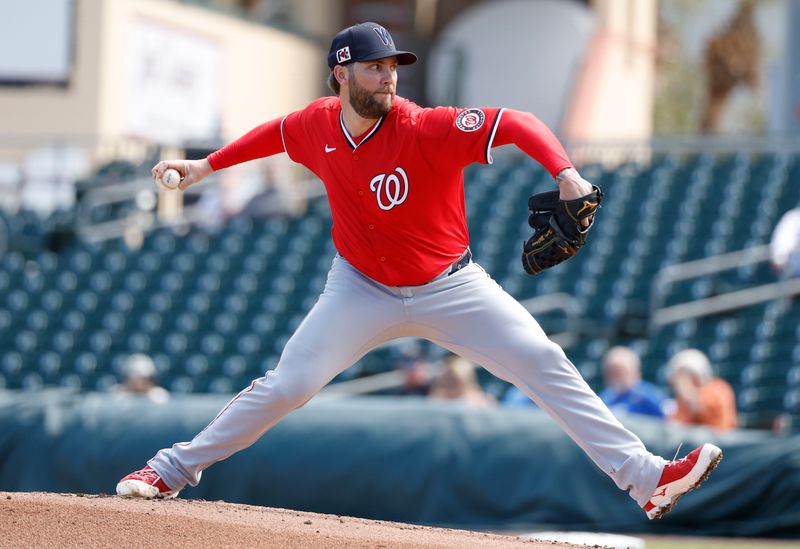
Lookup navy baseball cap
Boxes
[327,22,417,70]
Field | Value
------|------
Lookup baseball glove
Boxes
[521,185,603,275]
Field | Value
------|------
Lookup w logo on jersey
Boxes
[370,167,409,211]
[373,26,392,46]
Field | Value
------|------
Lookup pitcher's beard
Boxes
[349,81,394,118]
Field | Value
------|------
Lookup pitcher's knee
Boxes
[532,340,568,364]
[257,370,320,410]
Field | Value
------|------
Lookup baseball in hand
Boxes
[158,168,182,190]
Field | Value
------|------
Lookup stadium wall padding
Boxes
[0,390,798,538]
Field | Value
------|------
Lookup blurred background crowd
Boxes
[1,0,800,464]
[2,0,800,429]
[3,0,800,542]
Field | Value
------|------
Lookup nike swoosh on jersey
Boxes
[325,145,336,153]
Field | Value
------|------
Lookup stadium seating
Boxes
[1,150,799,428]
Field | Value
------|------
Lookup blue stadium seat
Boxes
[1,150,798,403]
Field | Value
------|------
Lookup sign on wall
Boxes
[126,19,221,144]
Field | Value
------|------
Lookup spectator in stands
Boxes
[428,355,495,407]
[397,351,434,397]
[114,354,170,404]
[770,207,800,278]
[195,158,302,229]
[666,348,737,431]
[599,346,667,419]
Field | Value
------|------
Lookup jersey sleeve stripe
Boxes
[485,108,505,165]
[279,115,293,161]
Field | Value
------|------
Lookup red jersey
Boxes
[280,96,507,285]
[208,96,573,286]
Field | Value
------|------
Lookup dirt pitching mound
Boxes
[0,492,585,549]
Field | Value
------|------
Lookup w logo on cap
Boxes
[373,26,392,46]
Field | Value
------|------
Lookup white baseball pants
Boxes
[150,255,665,506]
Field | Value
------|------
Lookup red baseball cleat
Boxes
[643,443,723,520]
[116,465,179,499]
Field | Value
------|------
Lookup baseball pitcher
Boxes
[117,22,722,520]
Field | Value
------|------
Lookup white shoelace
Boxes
[670,443,684,463]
